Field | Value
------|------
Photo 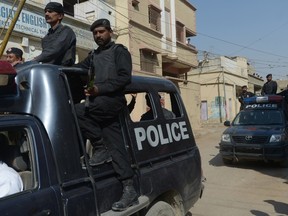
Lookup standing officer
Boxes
[261,74,278,95]
[238,85,254,111]
[34,2,76,66]
[74,18,138,211]
[6,47,23,68]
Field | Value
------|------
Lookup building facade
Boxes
[190,56,264,124]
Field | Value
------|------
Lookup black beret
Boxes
[90,19,111,31]
[6,47,23,58]
[241,85,247,89]
[45,2,64,13]
[266,74,272,78]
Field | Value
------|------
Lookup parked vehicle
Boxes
[0,61,204,216]
[219,95,288,167]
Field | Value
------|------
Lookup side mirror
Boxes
[224,121,231,127]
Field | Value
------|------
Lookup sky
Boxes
[188,0,288,80]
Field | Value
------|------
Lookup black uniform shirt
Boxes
[261,80,278,95]
[35,23,76,66]
[75,41,132,114]
[76,41,132,96]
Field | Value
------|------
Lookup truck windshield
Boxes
[233,110,283,125]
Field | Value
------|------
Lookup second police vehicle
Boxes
[219,95,288,166]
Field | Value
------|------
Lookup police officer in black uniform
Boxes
[34,2,76,66]
[238,85,255,111]
[74,18,138,211]
[261,74,278,95]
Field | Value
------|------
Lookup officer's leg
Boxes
[75,102,111,165]
[75,102,102,142]
[102,119,138,211]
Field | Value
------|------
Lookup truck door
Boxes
[0,118,62,216]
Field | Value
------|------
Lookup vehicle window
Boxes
[233,110,283,125]
[126,91,181,122]
[0,127,35,198]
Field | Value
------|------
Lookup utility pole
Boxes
[217,75,222,123]
[0,0,26,57]
[222,66,227,121]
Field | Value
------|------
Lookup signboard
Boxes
[0,2,49,37]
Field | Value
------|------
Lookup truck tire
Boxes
[145,201,176,216]
[279,158,288,168]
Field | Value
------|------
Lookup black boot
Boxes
[112,179,139,211]
[89,140,112,166]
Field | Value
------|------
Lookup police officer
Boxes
[74,18,138,211]
[238,85,254,111]
[261,74,278,95]
[6,47,23,69]
[34,2,76,66]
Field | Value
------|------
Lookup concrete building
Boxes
[111,0,200,127]
[0,0,201,128]
[190,56,264,124]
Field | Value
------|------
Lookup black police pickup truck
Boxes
[219,95,288,167]
[0,61,203,216]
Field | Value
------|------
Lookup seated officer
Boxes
[6,48,23,69]
[0,134,23,198]
[141,94,175,121]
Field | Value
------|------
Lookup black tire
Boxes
[145,201,176,216]
[222,157,233,165]
[279,158,288,168]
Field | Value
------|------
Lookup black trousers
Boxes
[75,102,134,180]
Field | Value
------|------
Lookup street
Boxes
[190,124,288,216]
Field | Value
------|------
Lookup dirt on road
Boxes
[190,124,288,216]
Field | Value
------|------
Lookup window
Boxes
[0,127,35,198]
[148,5,161,31]
[186,29,196,47]
[126,92,181,122]
[140,49,158,73]
[176,21,185,43]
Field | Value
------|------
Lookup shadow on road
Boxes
[250,200,288,216]
[209,150,288,181]
[250,210,269,216]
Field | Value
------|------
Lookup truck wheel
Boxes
[222,157,233,165]
[145,201,176,216]
[279,158,288,168]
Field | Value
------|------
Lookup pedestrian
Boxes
[33,2,76,66]
[261,74,278,95]
[74,18,138,211]
[6,47,23,68]
[238,85,254,111]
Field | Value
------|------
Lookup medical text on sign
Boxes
[134,121,189,151]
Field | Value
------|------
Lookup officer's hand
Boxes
[85,85,99,96]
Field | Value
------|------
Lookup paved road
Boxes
[190,124,288,216]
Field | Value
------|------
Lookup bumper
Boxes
[219,142,288,161]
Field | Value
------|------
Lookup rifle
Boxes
[85,52,95,109]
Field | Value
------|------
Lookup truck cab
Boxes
[0,61,203,216]
[219,95,288,167]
